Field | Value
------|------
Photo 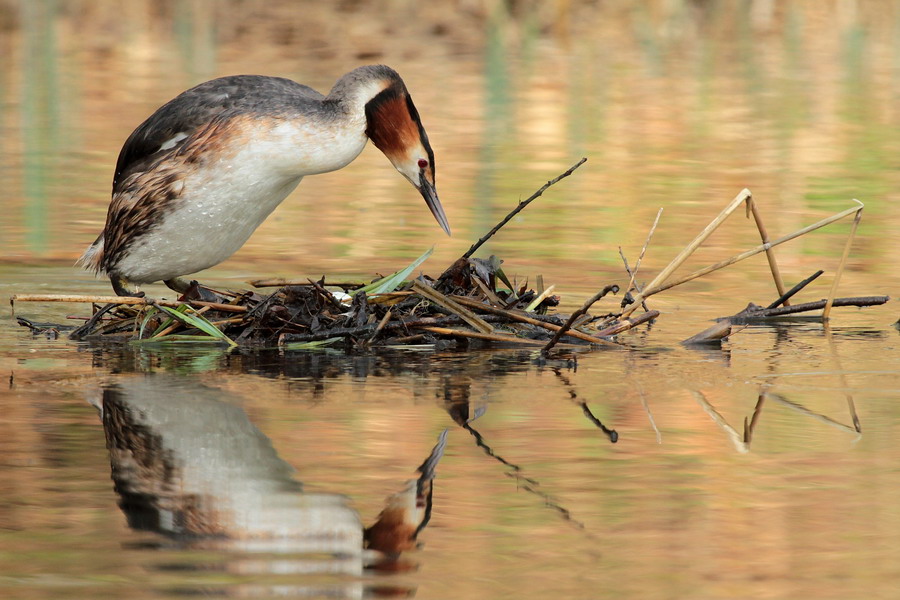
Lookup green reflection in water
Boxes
[21,0,62,256]
[174,0,218,86]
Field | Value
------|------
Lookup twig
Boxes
[419,326,561,347]
[732,296,889,319]
[593,310,659,337]
[542,284,619,355]
[247,279,363,289]
[411,281,494,334]
[766,270,824,309]
[524,285,556,312]
[450,295,620,348]
[369,308,393,343]
[307,278,345,312]
[619,249,650,312]
[624,207,662,300]
[462,158,587,260]
[279,314,509,344]
[824,203,863,320]
[69,303,118,340]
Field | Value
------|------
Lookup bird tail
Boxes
[76,235,106,275]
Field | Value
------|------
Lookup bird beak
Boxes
[419,173,451,236]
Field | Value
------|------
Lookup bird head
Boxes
[365,78,451,236]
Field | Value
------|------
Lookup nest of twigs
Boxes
[12,158,890,353]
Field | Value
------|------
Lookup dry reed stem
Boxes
[623,198,866,317]
[622,189,752,317]
[823,203,863,320]
[450,295,620,347]
[747,197,789,304]
[411,281,494,334]
[11,294,247,313]
[525,284,556,312]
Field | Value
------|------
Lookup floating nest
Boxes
[12,160,890,352]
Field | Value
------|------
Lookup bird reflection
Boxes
[97,374,448,585]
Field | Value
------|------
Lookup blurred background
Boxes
[2,0,899,292]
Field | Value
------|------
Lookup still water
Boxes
[2,2,900,599]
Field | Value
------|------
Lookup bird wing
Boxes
[113,75,325,191]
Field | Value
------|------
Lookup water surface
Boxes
[2,2,900,599]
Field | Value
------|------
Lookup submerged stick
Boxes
[462,157,587,260]
[542,284,619,355]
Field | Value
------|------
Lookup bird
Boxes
[78,65,450,298]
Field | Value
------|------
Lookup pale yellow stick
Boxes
[624,200,865,316]
[11,294,247,313]
[622,189,751,317]
[450,295,620,347]
[823,203,864,320]
[411,281,494,334]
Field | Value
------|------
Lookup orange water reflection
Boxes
[1,2,900,599]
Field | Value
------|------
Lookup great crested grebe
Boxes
[78,65,450,297]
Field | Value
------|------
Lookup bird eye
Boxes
[417,158,428,169]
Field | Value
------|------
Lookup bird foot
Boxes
[111,276,145,298]
[165,278,221,303]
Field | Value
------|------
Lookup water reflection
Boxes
[97,374,449,593]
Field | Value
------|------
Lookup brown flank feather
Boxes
[84,115,247,275]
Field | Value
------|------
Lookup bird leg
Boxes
[163,277,193,294]
[110,275,145,298]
